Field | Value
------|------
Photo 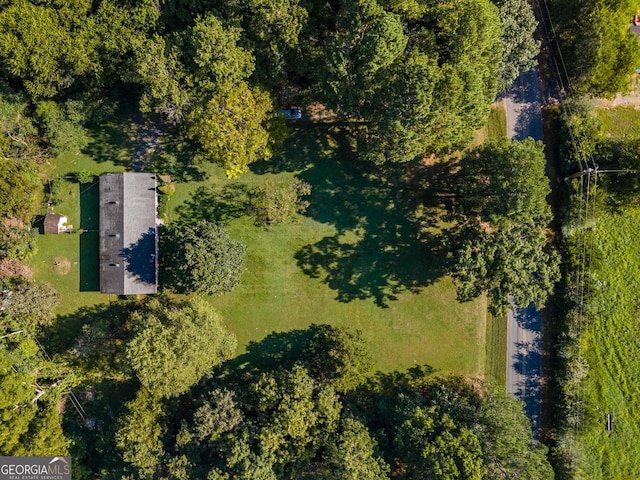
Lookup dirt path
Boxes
[131,116,166,172]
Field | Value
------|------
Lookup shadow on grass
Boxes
[83,121,135,169]
[79,181,99,291]
[153,136,208,183]
[175,183,252,223]
[217,328,315,384]
[250,123,351,175]
[286,127,455,307]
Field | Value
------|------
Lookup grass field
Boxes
[567,106,640,477]
[475,102,507,145]
[27,119,494,377]
[596,106,640,139]
[485,313,507,385]
[166,125,488,374]
[26,122,129,315]
[572,206,640,479]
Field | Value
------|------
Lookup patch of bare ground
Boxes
[56,396,66,415]
[50,256,71,275]
[593,75,640,109]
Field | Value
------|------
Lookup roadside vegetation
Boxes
[553,101,640,478]
[550,0,640,96]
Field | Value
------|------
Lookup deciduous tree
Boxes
[251,177,311,226]
[125,298,237,397]
[160,220,246,295]
[493,0,540,90]
[188,81,276,178]
[452,138,559,313]
[0,158,39,220]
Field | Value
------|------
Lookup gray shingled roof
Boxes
[99,173,158,295]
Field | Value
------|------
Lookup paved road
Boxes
[507,302,542,433]
[503,68,543,141]
[503,68,544,435]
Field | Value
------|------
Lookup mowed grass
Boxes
[26,116,131,314]
[29,120,488,376]
[596,106,640,139]
[485,313,507,385]
[475,102,507,145]
[574,207,640,479]
[26,175,109,315]
[167,125,488,375]
[571,106,640,477]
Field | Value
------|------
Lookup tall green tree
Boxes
[479,386,554,479]
[160,220,246,295]
[320,0,502,163]
[323,0,408,114]
[125,297,237,398]
[493,0,540,90]
[0,347,68,456]
[394,404,486,479]
[306,323,373,393]
[0,82,39,159]
[0,158,39,220]
[116,389,165,478]
[214,0,309,84]
[452,138,559,313]
[0,0,97,97]
[552,0,640,96]
[187,81,276,178]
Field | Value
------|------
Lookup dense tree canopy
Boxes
[0,345,68,456]
[452,138,560,313]
[125,297,237,398]
[188,81,277,178]
[109,325,553,479]
[552,0,640,96]
[321,0,503,163]
[493,0,540,90]
[0,158,39,220]
[160,220,246,295]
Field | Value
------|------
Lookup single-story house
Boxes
[99,172,158,295]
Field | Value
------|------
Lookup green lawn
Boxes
[573,206,640,479]
[166,125,488,375]
[485,313,507,385]
[29,121,489,376]
[475,102,508,145]
[596,106,640,139]
[568,106,640,478]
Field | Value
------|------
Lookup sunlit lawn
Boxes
[166,125,489,375]
[29,120,491,377]
[574,207,640,479]
[596,106,640,139]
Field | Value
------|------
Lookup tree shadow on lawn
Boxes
[250,123,353,175]
[42,302,132,356]
[175,183,252,223]
[293,128,455,307]
[216,328,316,386]
[82,119,136,169]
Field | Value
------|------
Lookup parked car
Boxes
[280,107,302,120]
